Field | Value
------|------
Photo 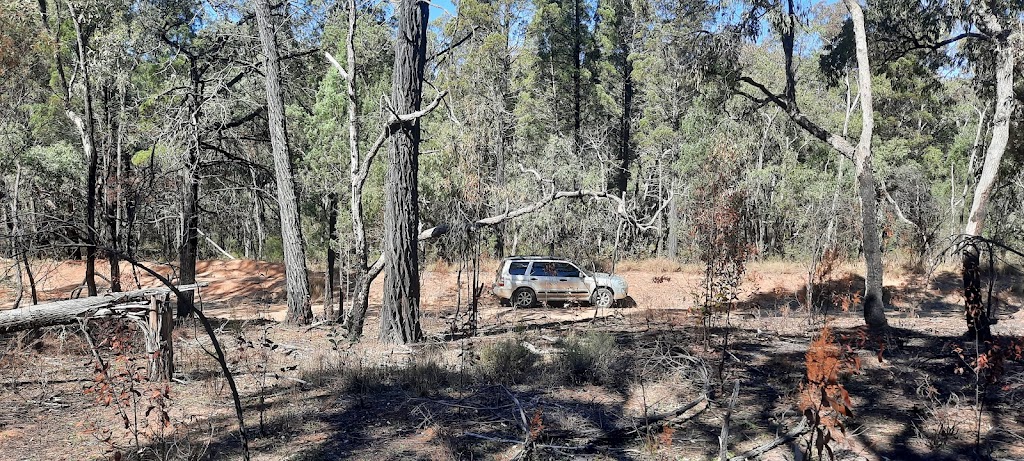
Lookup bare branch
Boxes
[324,51,349,81]
[738,76,856,160]
[428,26,480,62]
[359,90,450,188]
[879,179,920,230]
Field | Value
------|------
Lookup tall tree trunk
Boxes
[104,83,122,292]
[379,0,428,344]
[844,0,887,329]
[325,193,339,321]
[961,6,1017,340]
[336,0,374,339]
[493,14,514,257]
[616,47,633,194]
[178,69,202,318]
[572,0,582,158]
[178,159,200,317]
[255,0,313,324]
[67,2,98,296]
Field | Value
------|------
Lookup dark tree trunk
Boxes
[325,193,339,321]
[68,7,98,296]
[379,0,428,344]
[616,45,633,194]
[178,161,200,318]
[962,242,991,340]
[255,0,313,324]
[571,0,582,159]
[103,83,122,293]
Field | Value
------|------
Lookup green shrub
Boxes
[477,339,538,385]
[557,332,618,385]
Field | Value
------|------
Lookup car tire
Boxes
[512,288,536,308]
[592,287,615,309]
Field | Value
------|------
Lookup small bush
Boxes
[395,357,450,396]
[476,339,538,384]
[337,356,450,396]
[557,332,618,385]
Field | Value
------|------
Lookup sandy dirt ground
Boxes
[1,258,1023,461]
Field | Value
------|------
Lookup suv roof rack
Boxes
[504,255,562,260]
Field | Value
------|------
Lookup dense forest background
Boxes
[1,0,1022,338]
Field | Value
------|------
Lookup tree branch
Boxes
[428,26,480,62]
[358,90,449,189]
[324,51,349,80]
[738,76,856,160]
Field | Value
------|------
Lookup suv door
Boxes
[552,262,590,301]
[527,261,559,302]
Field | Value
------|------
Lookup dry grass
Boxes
[3,259,1024,460]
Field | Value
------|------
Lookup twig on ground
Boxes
[728,417,809,461]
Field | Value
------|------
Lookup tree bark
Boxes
[742,0,886,330]
[255,0,313,324]
[178,159,200,317]
[616,39,633,195]
[572,0,583,158]
[960,3,1017,340]
[379,0,428,344]
[844,0,887,330]
[0,284,203,334]
[67,1,98,296]
[325,192,339,321]
[177,58,203,318]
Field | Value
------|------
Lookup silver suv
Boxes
[492,256,628,308]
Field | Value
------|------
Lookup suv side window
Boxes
[555,263,580,278]
[529,262,556,276]
[508,261,529,276]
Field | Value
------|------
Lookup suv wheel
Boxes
[512,288,536,308]
[592,287,614,309]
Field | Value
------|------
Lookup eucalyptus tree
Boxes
[736,0,888,330]
[33,0,105,296]
[867,0,1024,338]
[317,0,395,335]
[957,0,1023,339]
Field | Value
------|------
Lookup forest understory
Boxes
[2,258,1023,461]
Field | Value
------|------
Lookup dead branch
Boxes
[727,417,809,461]
[0,284,204,334]
[719,380,740,461]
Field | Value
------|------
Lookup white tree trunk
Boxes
[844,0,887,329]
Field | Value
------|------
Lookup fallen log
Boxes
[0,284,205,334]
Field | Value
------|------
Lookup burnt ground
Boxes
[1,259,1023,460]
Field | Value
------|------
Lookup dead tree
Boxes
[0,284,201,381]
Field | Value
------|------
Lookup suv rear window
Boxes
[508,261,529,276]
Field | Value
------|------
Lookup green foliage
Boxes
[476,339,539,385]
[556,332,618,385]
